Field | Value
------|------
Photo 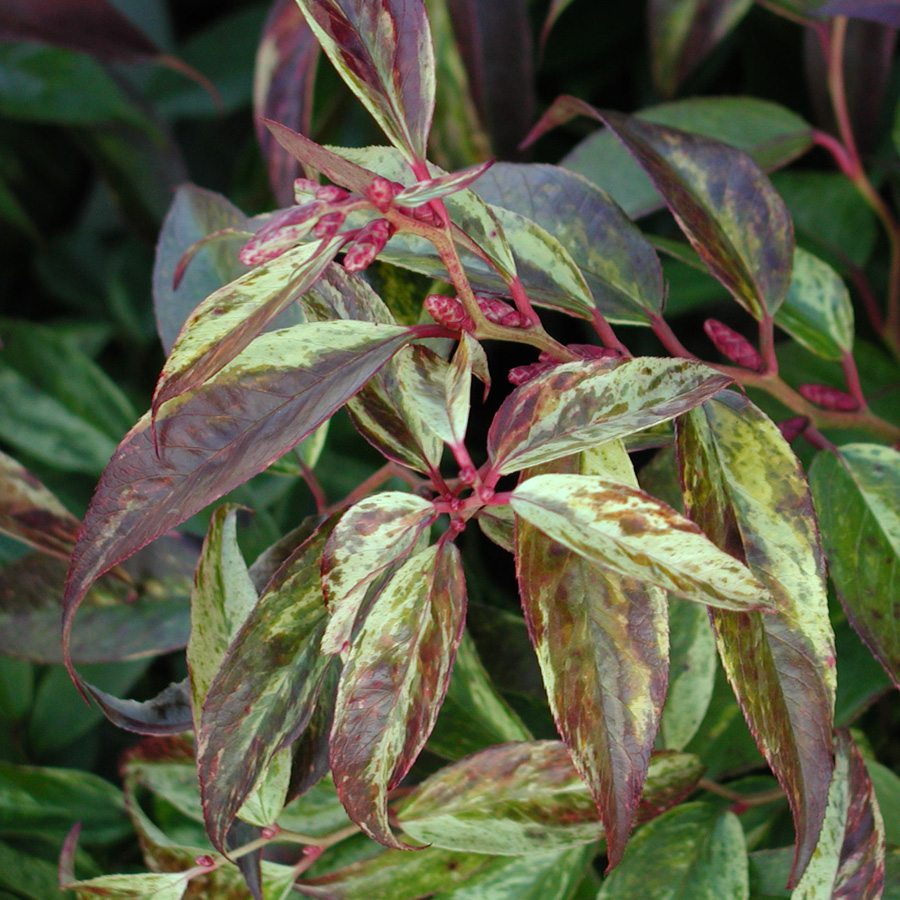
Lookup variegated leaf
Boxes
[398,742,704,854]
[197,521,337,851]
[528,98,794,318]
[330,542,466,848]
[487,357,730,476]
[678,390,836,884]
[293,0,435,163]
[66,872,188,900]
[809,444,900,690]
[154,238,342,412]
[321,491,436,654]
[516,446,668,867]
[394,158,495,206]
[64,320,415,667]
[510,473,774,611]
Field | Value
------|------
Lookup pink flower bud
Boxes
[538,344,620,364]
[778,416,808,443]
[315,184,350,203]
[508,361,555,385]
[260,825,280,839]
[476,295,528,328]
[367,177,400,211]
[314,211,347,239]
[424,294,474,333]
[797,383,859,411]
[704,319,764,371]
[342,219,395,272]
[195,855,216,868]
[238,202,323,265]
[293,178,319,201]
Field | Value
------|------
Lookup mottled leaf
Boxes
[293,0,435,162]
[474,163,665,325]
[516,446,668,867]
[510,473,773,611]
[253,0,320,205]
[810,443,900,691]
[0,448,80,559]
[64,320,414,662]
[395,159,495,206]
[648,0,752,97]
[597,803,748,899]
[198,521,337,850]
[321,491,436,654]
[488,357,730,476]
[155,238,343,412]
[775,249,854,360]
[66,872,187,900]
[678,391,836,883]
[398,742,704,854]
[331,542,466,848]
[562,97,813,220]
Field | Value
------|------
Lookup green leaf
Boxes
[154,238,343,411]
[515,446,668,866]
[774,249,853,360]
[321,492,436,655]
[488,357,730,475]
[398,742,703,854]
[63,320,414,656]
[596,803,749,900]
[293,0,435,162]
[474,163,665,325]
[330,542,466,848]
[678,391,836,883]
[0,762,130,844]
[0,838,62,900]
[0,657,32,722]
[865,760,900,846]
[0,173,38,239]
[659,596,717,750]
[562,97,813,220]
[510,473,773,611]
[66,871,187,900]
[197,521,337,850]
[809,443,900,690]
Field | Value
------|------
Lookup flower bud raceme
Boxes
[704,319,764,371]
[424,294,474,333]
[315,184,351,203]
[476,295,529,328]
[238,202,324,266]
[797,383,860,411]
[314,211,347,239]
[342,219,394,272]
[367,177,401,211]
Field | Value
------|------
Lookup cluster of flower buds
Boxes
[424,293,531,334]
[508,344,621,385]
[703,319,764,372]
[342,218,395,272]
[238,203,324,266]
[797,383,860,411]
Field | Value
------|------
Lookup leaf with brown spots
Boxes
[515,445,669,867]
[487,357,730,476]
[330,542,466,849]
[678,390,835,884]
[292,0,435,163]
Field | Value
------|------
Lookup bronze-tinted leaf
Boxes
[398,742,704,854]
[488,357,730,476]
[515,447,668,867]
[64,320,414,666]
[678,391,835,883]
[330,542,466,848]
[293,0,435,163]
[197,521,337,850]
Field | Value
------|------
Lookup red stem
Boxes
[650,314,697,359]
[592,310,632,357]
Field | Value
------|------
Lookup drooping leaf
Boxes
[398,742,704,854]
[253,0,320,205]
[596,803,749,900]
[530,100,794,318]
[774,249,854,361]
[474,163,665,325]
[510,473,772,611]
[86,678,194,736]
[809,443,900,691]
[321,491,436,654]
[678,391,836,883]
[648,0,753,97]
[0,449,81,559]
[292,0,435,162]
[197,521,337,851]
[515,446,668,867]
[562,97,813,220]
[154,238,343,412]
[488,357,730,476]
[64,320,415,659]
[330,542,466,848]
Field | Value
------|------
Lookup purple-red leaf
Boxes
[87,678,194,736]
[330,541,466,849]
[63,321,414,676]
[816,0,900,26]
[254,0,321,205]
[293,0,435,163]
